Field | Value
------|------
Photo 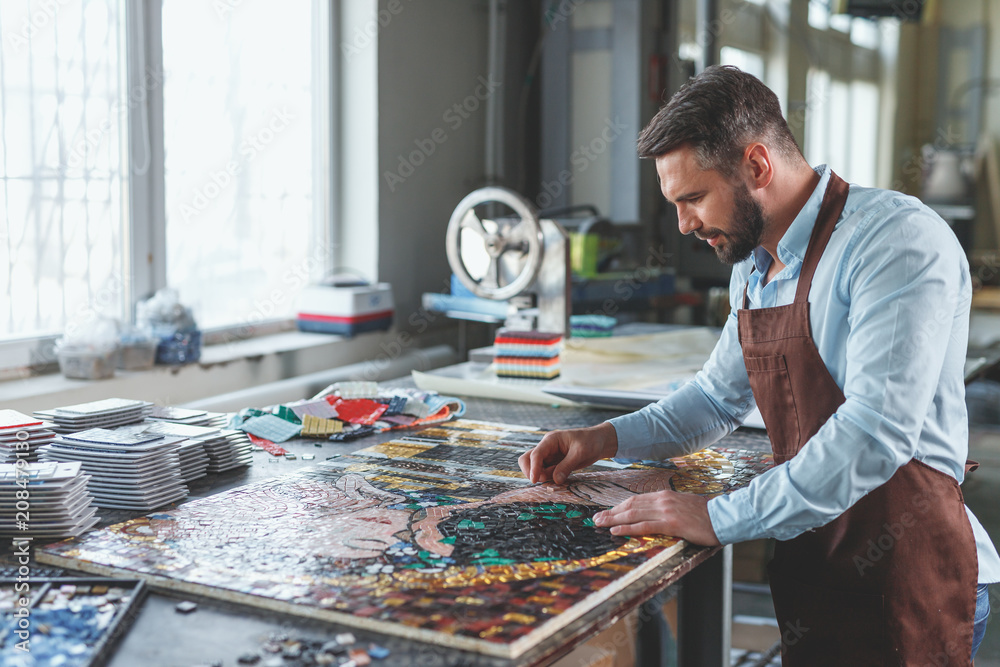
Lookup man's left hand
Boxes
[593,491,721,547]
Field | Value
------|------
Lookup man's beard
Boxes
[715,183,766,265]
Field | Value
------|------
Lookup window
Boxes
[0,0,128,342]
[0,0,334,371]
[720,46,765,81]
[805,69,879,186]
[850,17,880,50]
[161,0,330,330]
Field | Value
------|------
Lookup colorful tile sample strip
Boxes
[493,329,563,379]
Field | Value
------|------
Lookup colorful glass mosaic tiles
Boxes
[569,315,616,338]
[38,420,772,658]
[232,387,467,447]
[0,578,146,667]
[493,329,563,379]
[300,414,344,437]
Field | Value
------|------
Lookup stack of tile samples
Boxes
[34,398,153,434]
[0,461,98,538]
[492,329,563,379]
[39,428,187,511]
[0,409,56,462]
[148,406,229,429]
[201,430,253,473]
[115,422,212,484]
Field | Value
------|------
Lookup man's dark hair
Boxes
[637,65,801,176]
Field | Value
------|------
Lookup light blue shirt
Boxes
[609,165,1000,583]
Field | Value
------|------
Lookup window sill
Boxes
[0,329,406,414]
[198,330,344,365]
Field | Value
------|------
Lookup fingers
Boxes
[590,491,718,545]
[518,426,614,485]
[527,429,607,484]
[593,504,638,528]
[517,449,544,482]
[517,450,531,478]
[551,459,575,485]
[593,492,672,528]
[518,432,566,483]
[606,521,666,537]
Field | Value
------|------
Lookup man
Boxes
[518,65,999,664]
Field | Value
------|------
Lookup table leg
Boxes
[677,545,732,667]
[635,590,676,666]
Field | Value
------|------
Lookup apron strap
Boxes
[740,171,848,310]
[794,172,849,304]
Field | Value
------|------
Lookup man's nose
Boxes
[677,206,700,236]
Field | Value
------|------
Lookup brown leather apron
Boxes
[737,172,978,666]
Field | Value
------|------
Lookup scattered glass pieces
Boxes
[368,644,390,659]
[327,425,376,442]
[247,433,288,457]
[175,600,198,614]
[381,396,407,416]
[0,578,145,666]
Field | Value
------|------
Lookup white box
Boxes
[296,283,394,336]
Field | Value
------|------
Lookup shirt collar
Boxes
[751,164,831,276]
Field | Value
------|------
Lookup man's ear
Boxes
[743,143,773,191]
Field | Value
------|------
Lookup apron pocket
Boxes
[744,354,801,457]
[767,560,885,667]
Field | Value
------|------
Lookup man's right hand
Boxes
[518,422,619,485]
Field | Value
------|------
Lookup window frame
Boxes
[0,0,339,376]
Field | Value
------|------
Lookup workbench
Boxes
[4,378,773,667]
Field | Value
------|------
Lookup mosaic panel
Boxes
[38,420,772,658]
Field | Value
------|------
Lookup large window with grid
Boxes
[162,0,330,331]
[0,0,333,372]
[0,1,128,343]
[804,1,882,186]
[676,0,889,188]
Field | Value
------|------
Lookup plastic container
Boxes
[115,324,158,371]
[57,344,117,380]
[155,330,202,365]
[116,340,158,371]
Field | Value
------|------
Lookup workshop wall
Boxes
[892,1,999,194]
[376,0,491,327]
[337,0,542,334]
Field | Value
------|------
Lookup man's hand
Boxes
[518,422,619,484]
[593,490,720,546]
